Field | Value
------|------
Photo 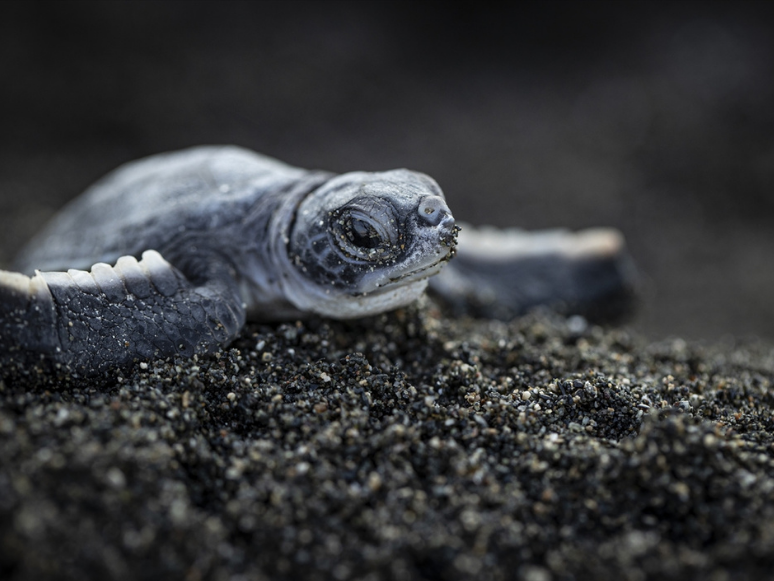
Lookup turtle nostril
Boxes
[439,213,455,229]
[418,196,450,227]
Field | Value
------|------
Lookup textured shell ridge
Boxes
[14,146,309,274]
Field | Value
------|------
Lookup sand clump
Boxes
[2,301,774,580]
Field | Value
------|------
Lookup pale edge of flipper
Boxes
[0,250,245,377]
[428,223,638,322]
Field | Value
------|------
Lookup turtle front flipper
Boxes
[0,250,245,377]
[429,225,638,323]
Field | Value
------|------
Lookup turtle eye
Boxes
[348,218,381,249]
[330,198,400,262]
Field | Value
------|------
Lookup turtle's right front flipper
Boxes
[0,250,245,377]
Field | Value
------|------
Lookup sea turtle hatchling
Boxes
[0,146,634,376]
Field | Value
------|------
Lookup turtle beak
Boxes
[439,216,459,250]
[418,195,458,250]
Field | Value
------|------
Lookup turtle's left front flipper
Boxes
[0,250,245,377]
[429,225,638,323]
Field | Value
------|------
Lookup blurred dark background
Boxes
[1,0,773,342]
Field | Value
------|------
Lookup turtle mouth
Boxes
[351,246,455,297]
[384,225,458,287]
[351,256,449,298]
[386,253,452,286]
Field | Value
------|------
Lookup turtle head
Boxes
[284,169,458,318]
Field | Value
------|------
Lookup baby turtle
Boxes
[0,146,633,376]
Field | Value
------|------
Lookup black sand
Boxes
[3,301,774,580]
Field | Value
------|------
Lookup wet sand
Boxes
[2,302,774,580]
